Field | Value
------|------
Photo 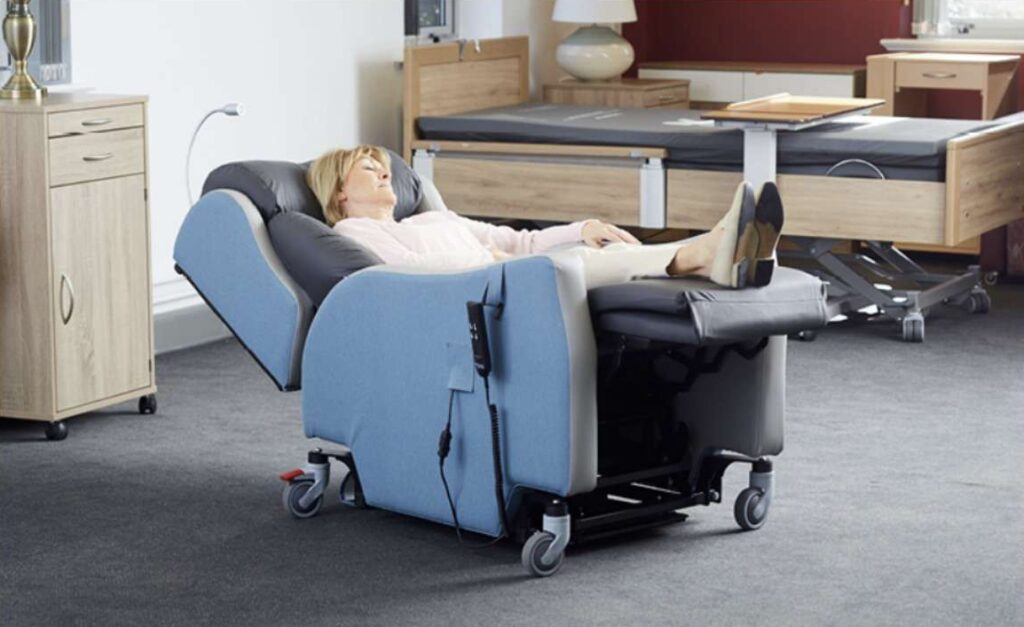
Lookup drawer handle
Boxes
[82,153,114,162]
[81,118,113,127]
[60,274,75,325]
[922,72,957,79]
[658,95,676,101]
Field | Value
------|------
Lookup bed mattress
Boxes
[417,104,998,182]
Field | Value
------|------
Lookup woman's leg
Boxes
[551,233,711,289]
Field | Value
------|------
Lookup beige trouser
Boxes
[545,233,709,289]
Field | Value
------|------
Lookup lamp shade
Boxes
[552,0,637,24]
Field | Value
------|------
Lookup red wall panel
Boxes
[624,0,911,68]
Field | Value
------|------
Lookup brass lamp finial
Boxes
[0,0,46,100]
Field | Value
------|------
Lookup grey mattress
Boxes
[417,104,1000,182]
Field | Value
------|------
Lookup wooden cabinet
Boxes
[0,94,156,436]
[543,78,690,109]
[866,53,1020,255]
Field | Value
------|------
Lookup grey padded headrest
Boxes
[201,149,423,223]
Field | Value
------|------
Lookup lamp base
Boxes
[556,25,635,82]
[0,70,47,100]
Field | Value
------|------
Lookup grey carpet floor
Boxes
[2,283,1022,627]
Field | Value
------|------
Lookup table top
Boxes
[639,60,866,75]
[701,94,885,126]
[0,92,147,113]
[544,78,690,91]
[868,52,1020,65]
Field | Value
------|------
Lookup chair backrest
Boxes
[201,149,425,224]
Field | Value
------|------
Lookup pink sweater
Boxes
[333,212,587,271]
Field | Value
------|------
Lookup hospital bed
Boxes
[403,36,1024,342]
[173,153,828,577]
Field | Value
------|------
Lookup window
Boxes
[914,0,1024,39]
[405,0,456,39]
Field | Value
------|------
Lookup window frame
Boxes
[916,0,1024,39]
[405,0,457,40]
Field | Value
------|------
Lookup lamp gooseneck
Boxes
[186,103,245,205]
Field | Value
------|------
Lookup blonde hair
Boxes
[307,145,391,225]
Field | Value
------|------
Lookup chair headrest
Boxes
[201,149,423,223]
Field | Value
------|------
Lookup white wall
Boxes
[458,0,504,39]
[70,0,406,315]
[460,0,573,97]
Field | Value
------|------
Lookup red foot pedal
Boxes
[279,469,304,482]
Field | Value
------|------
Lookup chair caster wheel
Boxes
[44,421,68,441]
[901,314,925,343]
[282,480,323,519]
[734,487,768,531]
[983,271,999,286]
[138,394,157,415]
[522,531,564,577]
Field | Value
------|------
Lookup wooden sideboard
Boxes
[638,61,866,109]
[0,93,157,440]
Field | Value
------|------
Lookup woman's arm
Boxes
[454,214,587,255]
[456,214,640,254]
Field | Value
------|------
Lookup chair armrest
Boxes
[301,255,598,536]
[174,190,313,390]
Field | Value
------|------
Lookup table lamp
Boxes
[553,0,637,82]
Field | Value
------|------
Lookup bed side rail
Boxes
[945,117,1024,246]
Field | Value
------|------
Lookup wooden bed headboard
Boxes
[402,36,530,161]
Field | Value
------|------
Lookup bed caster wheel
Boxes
[964,291,991,315]
[791,329,818,342]
[282,480,323,519]
[44,421,68,441]
[138,394,157,415]
[983,271,999,286]
[734,487,769,531]
[522,531,564,577]
[901,314,925,343]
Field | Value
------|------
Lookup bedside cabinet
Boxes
[543,78,690,109]
[0,93,157,440]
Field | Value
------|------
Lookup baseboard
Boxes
[153,277,231,354]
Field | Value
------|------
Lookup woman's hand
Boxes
[581,220,641,248]
[489,247,512,262]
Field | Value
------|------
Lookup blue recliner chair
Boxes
[174,152,828,577]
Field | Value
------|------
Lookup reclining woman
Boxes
[307,145,784,290]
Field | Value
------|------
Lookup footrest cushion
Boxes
[588,267,828,344]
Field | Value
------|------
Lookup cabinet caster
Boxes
[44,421,68,441]
[282,480,323,519]
[138,394,157,415]
[901,314,925,343]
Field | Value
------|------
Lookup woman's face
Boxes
[338,156,397,219]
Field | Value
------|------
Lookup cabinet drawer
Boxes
[643,86,689,108]
[895,62,985,91]
[48,128,145,187]
[48,104,144,137]
[743,72,856,99]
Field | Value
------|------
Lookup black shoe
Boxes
[750,181,785,287]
